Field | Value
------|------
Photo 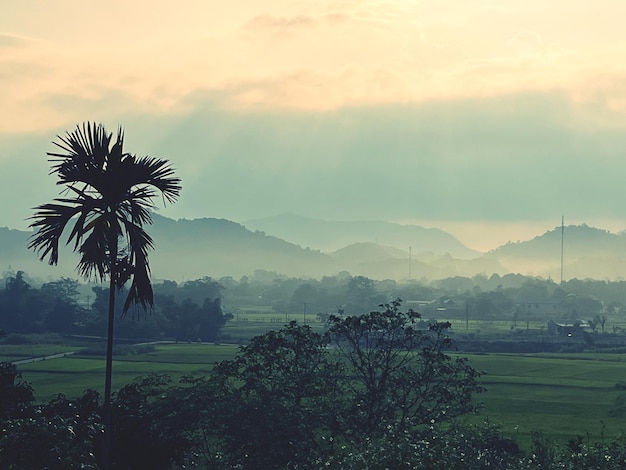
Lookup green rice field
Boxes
[7,339,626,447]
[465,352,626,447]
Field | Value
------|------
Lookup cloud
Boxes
[115,91,626,225]
[0,32,33,48]
[4,0,626,135]
[244,14,318,34]
[3,88,626,245]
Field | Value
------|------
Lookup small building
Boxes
[547,319,589,336]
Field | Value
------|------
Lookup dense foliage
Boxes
[4,299,626,468]
[326,300,483,435]
[3,268,626,343]
[0,302,486,468]
[0,271,230,342]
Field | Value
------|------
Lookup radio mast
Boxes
[560,215,564,284]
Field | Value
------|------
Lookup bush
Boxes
[315,422,522,470]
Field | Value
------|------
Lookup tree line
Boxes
[3,268,626,341]
[0,271,230,342]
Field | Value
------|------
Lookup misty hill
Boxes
[0,227,79,280]
[243,213,480,258]
[147,214,333,280]
[329,242,506,280]
[332,242,408,264]
[0,217,334,282]
[481,224,626,280]
[3,217,626,283]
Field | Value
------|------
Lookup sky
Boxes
[3,0,626,252]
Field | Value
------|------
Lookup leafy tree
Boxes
[0,271,46,333]
[0,398,101,469]
[198,297,230,341]
[203,322,344,468]
[177,277,223,306]
[0,362,34,420]
[289,283,319,315]
[28,122,180,468]
[40,277,80,302]
[189,300,483,467]
[564,294,603,320]
[40,278,83,333]
[43,296,80,333]
[468,291,513,320]
[346,275,376,312]
[108,375,194,469]
[327,299,484,436]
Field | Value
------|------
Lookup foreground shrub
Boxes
[316,422,522,470]
[0,391,101,469]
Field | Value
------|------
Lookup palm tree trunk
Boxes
[102,239,118,470]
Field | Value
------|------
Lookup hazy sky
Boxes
[3,1,626,251]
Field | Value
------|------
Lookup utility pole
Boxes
[560,215,565,284]
[409,246,412,280]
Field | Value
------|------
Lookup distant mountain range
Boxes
[483,224,626,281]
[1,215,625,282]
[243,213,480,258]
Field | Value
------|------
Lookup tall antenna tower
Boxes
[408,246,412,280]
[560,215,564,283]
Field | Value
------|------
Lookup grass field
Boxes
[0,343,81,363]
[11,341,626,448]
[465,352,626,448]
[15,343,238,401]
[222,311,552,338]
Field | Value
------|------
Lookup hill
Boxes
[242,213,480,258]
[2,217,626,283]
[147,214,333,280]
[480,224,626,280]
[330,242,506,280]
[0,227,79,280]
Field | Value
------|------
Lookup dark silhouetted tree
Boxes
[0,362,34,421]
[208,321,343,467]
[28,122,180,469]
[327,299,484,436]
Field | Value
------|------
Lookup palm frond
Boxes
[48,123,108,167]
[30,121,180,311]
[77,226,110,281]
[120,218,154,314]
[128,155,182,204]
[122,257,154,316]
[28,201,84,265]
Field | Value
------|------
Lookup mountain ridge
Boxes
[1,215,625,282]
[243,212,480,258]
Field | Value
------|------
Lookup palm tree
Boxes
[28,122,181,467]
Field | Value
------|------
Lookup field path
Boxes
[10,340,181,365]
[13,351,77,365]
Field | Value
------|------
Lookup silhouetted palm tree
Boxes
[28,122,181,468]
